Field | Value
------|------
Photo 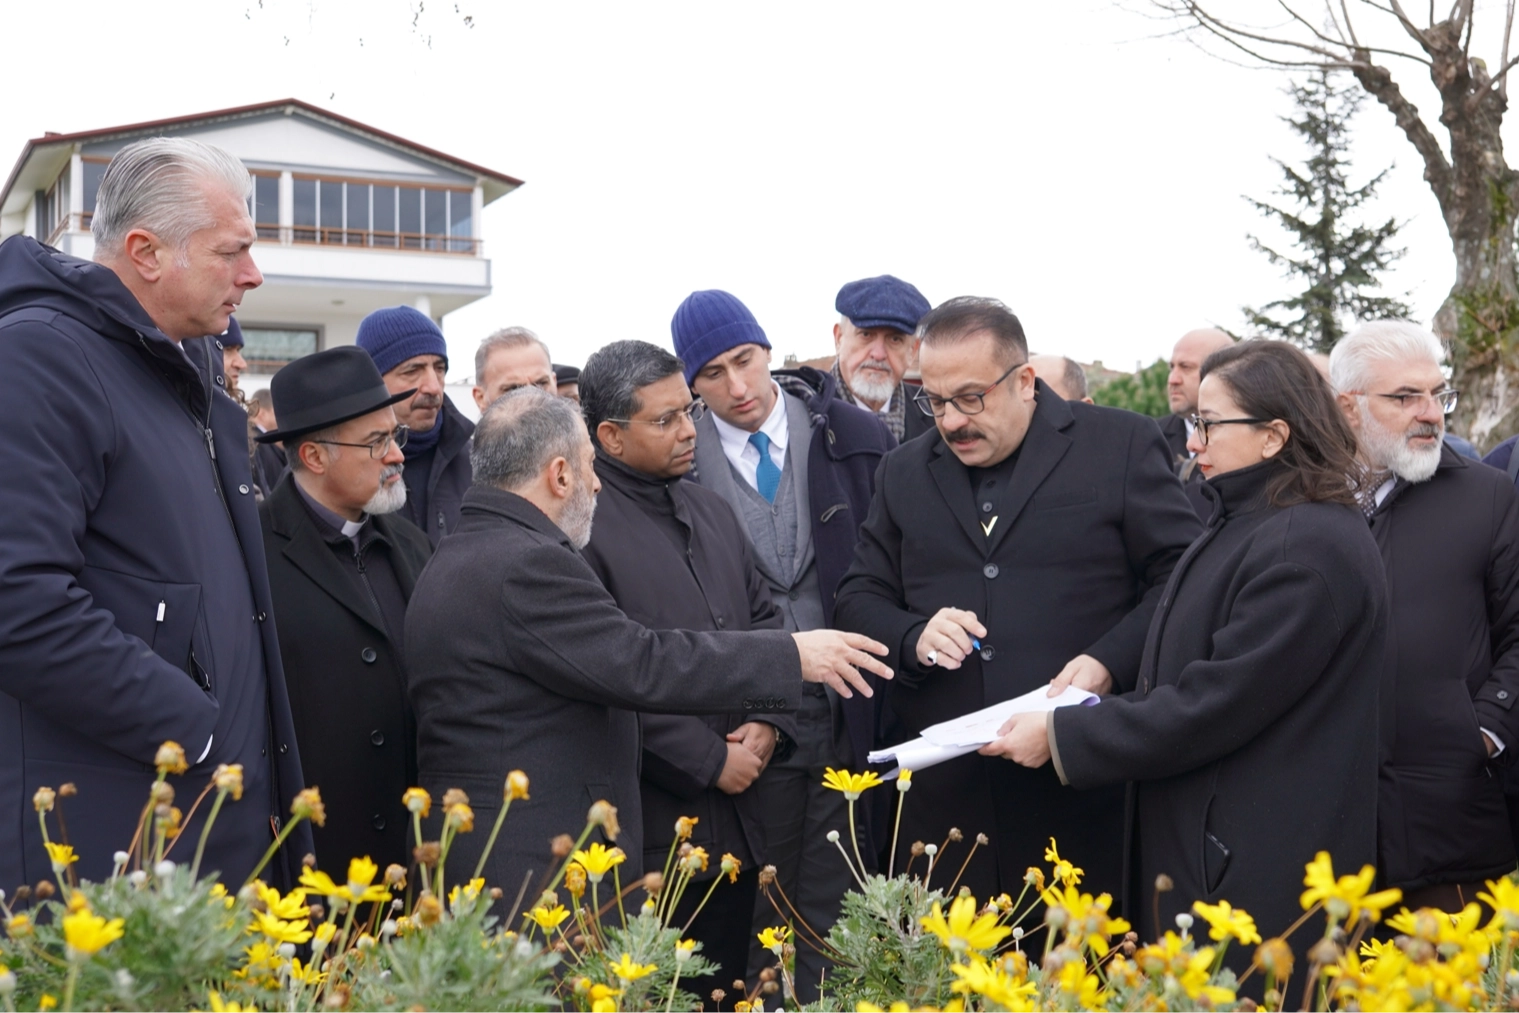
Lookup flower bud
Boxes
[33,881,55,900]
[588,800,620,840]
[384,864,407,888]
[826,830,840,843]
[58,783,76,798]
[445,803,474,832]
[32,787,55,813]
[381,919,398,938]
[127,871,147,887]
[112,851,130,868]
[155,741,189,776]
[278,942,296,959]
[0,967,15,995]
[550,834,575,858]
[1155,873,1174,893]
[924,844,938,857]
[947,828,963,843]
[415,892,443,927]
[897,769,913,792]
[302,853,318,869]
[213,764,244,800]
[413,842,441,868]
[505,770,530,801]
[910,841,925,857]
[441,787,470,809]
[356,933,376,950]
[154,860,176,878]
[401,787,431,816]
[291,787,327,827]
[6,913,33,938]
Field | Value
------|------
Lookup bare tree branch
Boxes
[1351,53,1456,213]
[1164,1,1432,67]
[1502,0,1516,97]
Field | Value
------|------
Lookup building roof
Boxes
[0,98,524,223]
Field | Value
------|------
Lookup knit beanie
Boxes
[220,317,244,347]
[356,305,449,377]
[670,290,770,385]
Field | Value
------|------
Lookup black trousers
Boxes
[670,865,759,1010]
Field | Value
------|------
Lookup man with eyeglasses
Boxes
[835,296,1200,904]
[256,346,434,872]
[1330,320,1519,915]
[672,289,894,1000]
[577,338,801,995]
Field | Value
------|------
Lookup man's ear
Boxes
[1336,392,1362,431]
[547,456,574,500]
[595,421,625,457]
[295,440,329,475]
[833,322,844,353]
[121,228,167,282]
[472,386,487,414]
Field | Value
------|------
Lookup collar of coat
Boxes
[1197,457,1288,525]
[593,447,684,514]
[1368,440,1469,517]
[457,483,573,546]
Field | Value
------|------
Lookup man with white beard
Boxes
[1331,321,1519,913]
[832,275,933,441]
[256,346,436,871]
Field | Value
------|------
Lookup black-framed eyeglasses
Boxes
[913,361,1025,418]
[1354,388,1460,415]
[1188,415,1267,447]
[607,399,708,431]
[311,425,410,459]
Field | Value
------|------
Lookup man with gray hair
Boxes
[1331,319,1519,912]
[0,136,313,890]
[403,387,893,918]
[471,325,556,413]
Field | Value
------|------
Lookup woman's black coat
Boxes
[1051,460,1389,967]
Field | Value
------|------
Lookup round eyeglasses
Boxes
[311,425,410,458]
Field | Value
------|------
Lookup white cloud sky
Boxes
[0,0,1494,380]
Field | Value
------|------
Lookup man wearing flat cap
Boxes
[256,347,434,871]
[832,275,933,443]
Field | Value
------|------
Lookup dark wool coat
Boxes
[834,385,1200,902]
[1051,459,1388,971]
[580,453,798,876]
[0,236,313,891]
[259,474,433,872]
[1371,445,1519,890]
[403,485,802,915]
[400,396,475,547]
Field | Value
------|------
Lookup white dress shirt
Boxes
[711,382,788,492]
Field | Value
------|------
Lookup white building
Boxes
[0,98,521,392]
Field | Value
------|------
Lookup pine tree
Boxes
[1091,359,1170,417]
[1243,68,1410,353]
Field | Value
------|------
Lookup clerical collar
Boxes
[293,477,368,543]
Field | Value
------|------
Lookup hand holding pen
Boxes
[915,607,988,670]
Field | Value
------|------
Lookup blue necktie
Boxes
[749,431,781,504]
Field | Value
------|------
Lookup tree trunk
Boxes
[1355,22,1519,450]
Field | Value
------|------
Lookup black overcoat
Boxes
[0,236,313,891]
[834,385,1200,901]
[400,397,474,547]
[403,485,803,914]
[1051,460,1388,970]
[580,453,798,876]
[259,474,433,871]
[1371,445,1519,890]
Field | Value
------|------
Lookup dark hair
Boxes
[579,340,685,446]
[1199,340,1362,507]
[916,296,1028,366]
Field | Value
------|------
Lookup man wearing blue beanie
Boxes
[671,289,894,1001]
[356,305,475,547]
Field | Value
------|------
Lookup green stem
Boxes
[613,865,627,929]
[472,798,514,882]
[829,836,867,892]
[243,813,305,888]
[888,787,906,879]
[679,875,725,935]
[62,960,80,1013]
[847,799,868,885]
[543,822,597,898]
[189,788,230,882]
[435,819,458,899]
[664,965,682,1013]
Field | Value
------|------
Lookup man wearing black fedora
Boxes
[256,347,435,871]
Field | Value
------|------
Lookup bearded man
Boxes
[257,347,434,870]
[1332,321,1519,912]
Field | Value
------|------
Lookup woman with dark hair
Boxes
[982,340,1390,968]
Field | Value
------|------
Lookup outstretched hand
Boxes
[792,630,892,698]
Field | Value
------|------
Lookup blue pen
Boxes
[972,639,982,650]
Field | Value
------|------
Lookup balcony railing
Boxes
[40,214,479,257]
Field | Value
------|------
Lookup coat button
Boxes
[215,340,224,350]
[239,484,250,495]
[372,814,387,830]
[716,617,726,628]
[982,501,994,513]
[361,647,378,663]
[788,590,799,601]
[980,646,996,662]
[256,612,267,622]
[215,375,225,387]
[279,743,288,754]
[1501,691,1511,701]
[776,698,786,709]
[983,564,999,579]
[370,730,385,746]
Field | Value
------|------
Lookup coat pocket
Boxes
[152,582,209,691]
[1388,765,1514,882]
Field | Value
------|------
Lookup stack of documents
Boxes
[867,684,1098,775]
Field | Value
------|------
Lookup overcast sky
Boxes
[1,0,1494,380]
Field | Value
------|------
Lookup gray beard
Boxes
[561,480,598,550]
[1358,405,1442,484]
[848,365,898,406]
[364,465,409,515]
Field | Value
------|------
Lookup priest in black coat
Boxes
[256,347,434,873]
[404,388,891,915]
[834,297,1200,903]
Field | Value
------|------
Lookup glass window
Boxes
[240,327,320,372]
[346,182,370,242]
[82,160,108,214]
[373,185,397,247]
[448,190,472,251]
[424,188,447,249]
[399,187,422,248]
[318,181,343,238]
[292,178,317,242]
[253,175,280,240]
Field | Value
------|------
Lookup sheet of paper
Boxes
[920,684,1097,748]
[866,737,978,776]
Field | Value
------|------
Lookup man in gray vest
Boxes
[672,289,894,1002]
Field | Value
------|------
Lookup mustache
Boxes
[1407,423,1442,441]
[947,428,986,442]
[410,394,443,410]
[379,463,405,480]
